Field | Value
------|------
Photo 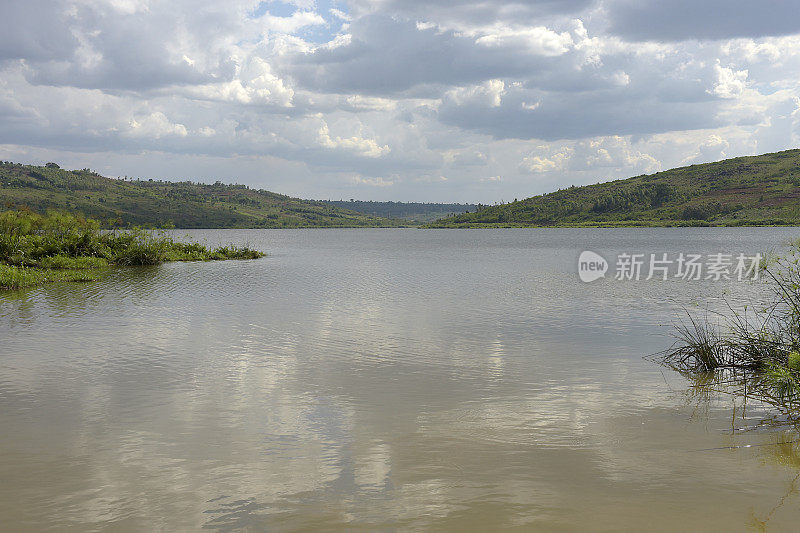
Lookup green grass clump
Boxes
[108,229,173,265]
[39,255,109,269]
[657,246,800,416]
[0,209,265,290]
[0,263,104,290]
[160,241,265,262]
[208,245,265,261]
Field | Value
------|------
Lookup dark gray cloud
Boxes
[606,0,800,41]
[25,55,217,92]
[348,0,593,24]
[290,15,564,95]
[0,1,78,62]
[438,88,720,141]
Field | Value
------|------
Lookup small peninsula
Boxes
[0,209,263,290]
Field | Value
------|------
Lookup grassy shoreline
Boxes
[1,209,264,291]
[424,219,800,229]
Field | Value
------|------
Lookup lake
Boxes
[2,228,800,531]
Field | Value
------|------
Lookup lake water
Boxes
[2,228,800,531]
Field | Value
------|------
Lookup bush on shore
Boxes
[1,209,264,290]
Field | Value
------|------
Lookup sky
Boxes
[1,1,799,203]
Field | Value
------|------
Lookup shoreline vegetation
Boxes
[656,244,800,420]
[422,220,800,228]
[0,209,264,291]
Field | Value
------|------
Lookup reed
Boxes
[656,245,800,414]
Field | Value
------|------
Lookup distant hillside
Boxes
[428,149,800,227]
[319,200,477,223]
[0,162,403,228]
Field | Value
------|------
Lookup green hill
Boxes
[0,162,402,228]
[428,149,800,227]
